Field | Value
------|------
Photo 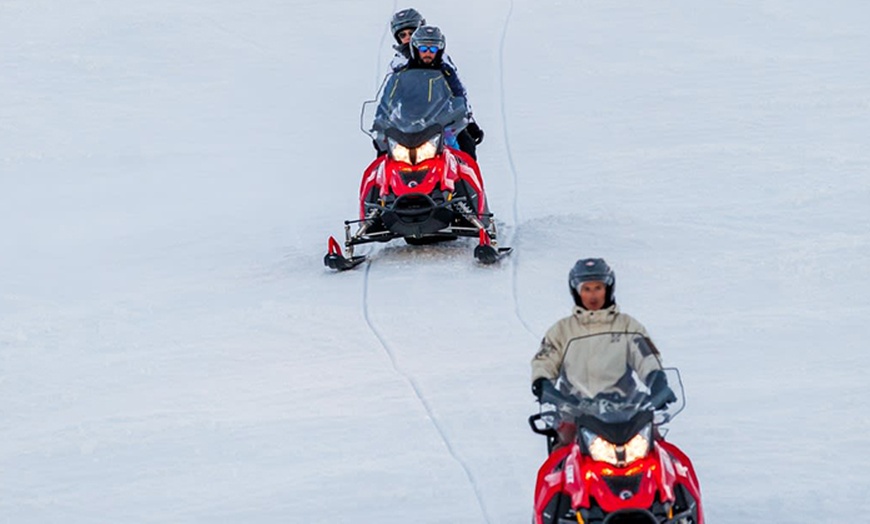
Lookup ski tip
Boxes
[324,253,367,271]
[473,244,512,265]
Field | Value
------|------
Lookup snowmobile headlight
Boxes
[623,425,652,464]
[582,429,618,465]
[414,135,440,163]
[388,136,439,165]
[581,424,651,467]
[389,138,411,164]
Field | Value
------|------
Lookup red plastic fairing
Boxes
[446,148,486,214]
[357,147,487,220]
[532,446,572,524]
[658,439,705,523]
[358,156,386,219]
[573,454,660,513]
[533,440,704,523]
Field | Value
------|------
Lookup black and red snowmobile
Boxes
[324,68,511,270]
[529,336,704,523]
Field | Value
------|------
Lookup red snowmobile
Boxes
[529,336,704,523]
[324,69,511,270]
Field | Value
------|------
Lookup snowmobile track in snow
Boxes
[362,260,493,524]
[353,3,497,523]
[497,0,537,339]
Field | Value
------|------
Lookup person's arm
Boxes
[628,334,663,383]
[531,331,564,399]
[441,63,467,98]
[389,54,408,71]
[531,327,565,382]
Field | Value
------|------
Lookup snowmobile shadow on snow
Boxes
[324,69,511,271]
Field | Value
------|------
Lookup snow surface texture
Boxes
[2,1,869,523]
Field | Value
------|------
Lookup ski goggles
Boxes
[417,45,440,53]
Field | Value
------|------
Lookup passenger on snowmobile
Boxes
[388,8,426,71]
[530,257,676,450]
[376,12,462,156]
[387,10,461,75]
[394,25,484,159]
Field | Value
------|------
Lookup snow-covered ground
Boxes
[2,1,869,522]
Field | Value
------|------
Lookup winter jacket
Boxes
[389,43,411,71]
[531,304,663,399]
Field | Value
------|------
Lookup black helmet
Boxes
[391,8,426,43]
[409,25,446,61]
[568,258,616,308]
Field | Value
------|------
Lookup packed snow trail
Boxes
[353,5,545,523]
[362,259,495,524]
[354,3,504,522]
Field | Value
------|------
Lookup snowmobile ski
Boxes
[323,236,366,271]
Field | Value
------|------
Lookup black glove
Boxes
[646,370,677,409]
[466,121,484,144]
[532,377,551,400]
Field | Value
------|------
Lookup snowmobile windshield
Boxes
[537,332,686,424]
[371,69,468,137]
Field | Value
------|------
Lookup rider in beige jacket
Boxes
[531,258,665,401]
[531,258,674,450]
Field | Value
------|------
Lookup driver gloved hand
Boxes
[466,121,484,144]
[532,377,551,400]
[646,370,677,408]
